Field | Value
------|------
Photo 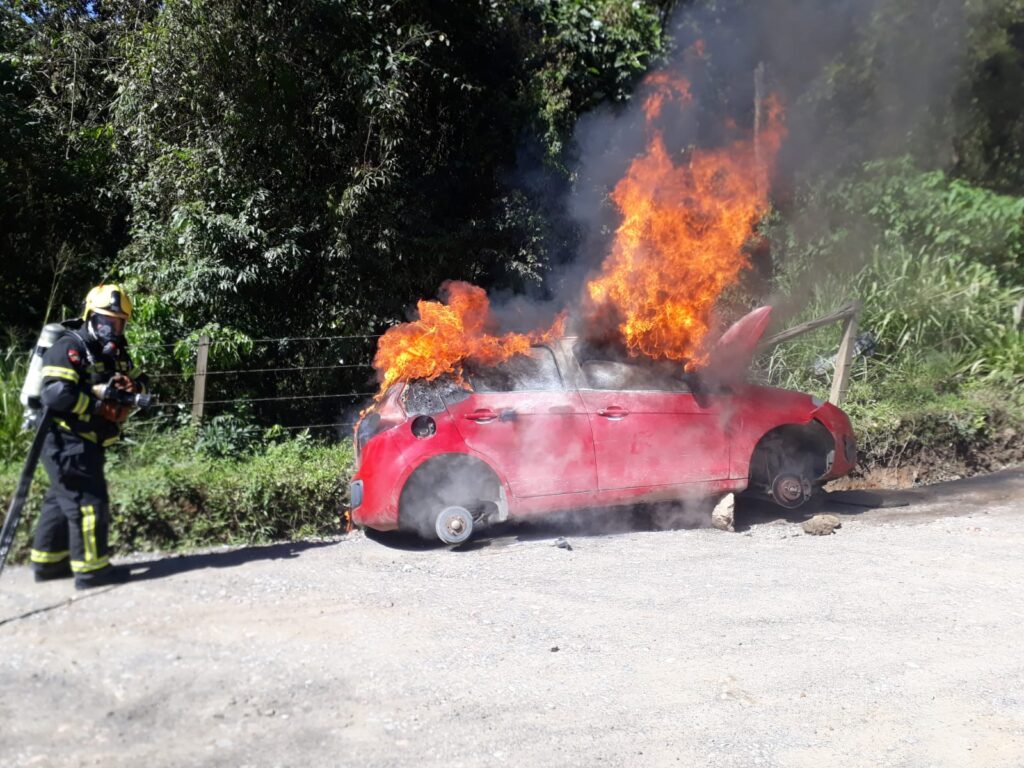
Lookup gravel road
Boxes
[2,469,1023,768]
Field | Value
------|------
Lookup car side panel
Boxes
[579,390,731,490]
[446,390,598,497]
[504,478,748,519]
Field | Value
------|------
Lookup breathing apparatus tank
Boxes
[19,323,67,427]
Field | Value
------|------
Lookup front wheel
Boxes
[771,470,812,509]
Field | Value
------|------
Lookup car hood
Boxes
[702,305,772,382]
[740,382,818,413]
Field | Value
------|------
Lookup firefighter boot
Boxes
[33,560,73,581]
[74,564,130,590]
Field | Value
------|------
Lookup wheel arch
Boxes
[744,418,837,491]
[397,452,508,537]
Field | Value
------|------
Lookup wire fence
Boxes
[10,332,391,433]
[128,332,384,351]
[159,392,378,408]
[116,333,387,435]
[147,363,373,380]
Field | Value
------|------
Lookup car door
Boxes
[574,357,730,491]
[444,347,597,498]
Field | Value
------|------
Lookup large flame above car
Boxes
[584,73,785,366]
[373,281,563,394]
[373,68,785,393]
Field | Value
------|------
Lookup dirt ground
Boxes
[2,469,1023,768]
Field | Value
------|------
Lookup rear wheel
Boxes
[434,506,474,545]
[398,455,503,543]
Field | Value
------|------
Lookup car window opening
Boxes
[465,347,563,393]
[572,341,692,393]
[403,376,470,414]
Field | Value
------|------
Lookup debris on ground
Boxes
[802,514,842,535]
[554,537,573,551]
[711,493,736,532]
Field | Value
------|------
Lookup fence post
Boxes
[753,61,765,196]
[829,303,860,406]
[192,334,210,423]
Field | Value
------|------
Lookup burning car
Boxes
[350,306,857,544]
[351,70,841,544]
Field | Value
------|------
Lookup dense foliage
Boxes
[0,426,354,560]
[2,0,668,337]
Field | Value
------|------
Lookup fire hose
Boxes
[0,409,52,580]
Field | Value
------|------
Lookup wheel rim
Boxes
[435,506,473,545]
[772,473,809,509]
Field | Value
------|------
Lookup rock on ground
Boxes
[802,513,842,535]
[711,492,736,532]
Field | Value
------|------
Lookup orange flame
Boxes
[585,74,785,366]
[373,281,564,395]
[642,71,692,121]
[372,69,785,392]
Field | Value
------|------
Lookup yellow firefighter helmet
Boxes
[83,284,134,321]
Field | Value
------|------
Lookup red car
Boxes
[351,307,857,544]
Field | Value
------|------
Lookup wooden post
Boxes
[754,62,765,195]
[192,334,210,423]
[757,302,859,350]
[829,304,860,406]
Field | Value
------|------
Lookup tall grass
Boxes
[762,245,1024,395]
[0,428,354,561]
[761,159,1024,398]
[0,348,30,466]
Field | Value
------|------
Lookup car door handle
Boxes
[597,406,629,420]
[466,409,497,423]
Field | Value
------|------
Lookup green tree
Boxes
[0,1,149,335]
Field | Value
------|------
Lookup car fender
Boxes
[395,449,511,525]
[395,446,511,502]
[728,385,829,480]
[736,417,834,476]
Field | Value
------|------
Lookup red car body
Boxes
[351,307,857,541]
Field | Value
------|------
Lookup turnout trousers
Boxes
[30,427,111,579]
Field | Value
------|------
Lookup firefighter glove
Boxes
[110,373,137,394]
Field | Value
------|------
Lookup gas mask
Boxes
[87,314,127,358]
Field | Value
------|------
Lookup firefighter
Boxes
[30,284,149,589]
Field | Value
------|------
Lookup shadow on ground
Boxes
[730,492,899,532]
[127,540,337,582]
[288,467,1024,553]
[369,501,744,550]
[364,467,1024,549]
[365,506,668,552]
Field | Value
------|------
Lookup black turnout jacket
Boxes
[39,320,149,447]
